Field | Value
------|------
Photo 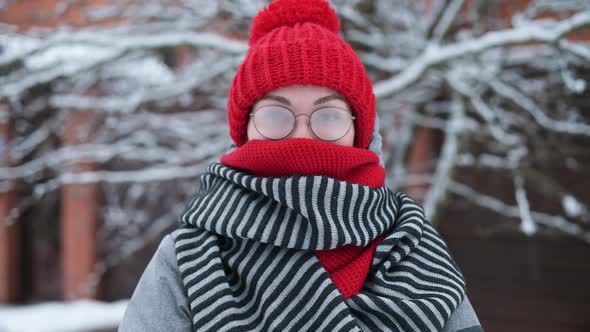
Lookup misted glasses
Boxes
[249,105,356,142]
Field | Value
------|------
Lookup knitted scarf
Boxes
[175,139,466,331]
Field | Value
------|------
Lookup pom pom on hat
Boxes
[249,0,340,45]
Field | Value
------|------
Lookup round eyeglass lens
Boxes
[252,106,295,139]
[310,107,353,141]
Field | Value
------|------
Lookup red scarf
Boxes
[221,138,386,298]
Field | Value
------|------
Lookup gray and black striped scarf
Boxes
[175,162,466,331]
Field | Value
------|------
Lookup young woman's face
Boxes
[247,85,355,146]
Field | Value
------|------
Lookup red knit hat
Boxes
[227,0,376,149]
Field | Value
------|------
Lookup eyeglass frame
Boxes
[249,105,357,142]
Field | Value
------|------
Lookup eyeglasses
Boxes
[249,105,356,142]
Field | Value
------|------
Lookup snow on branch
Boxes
[374,11,590,97]
[431,0,464,43]
[489,78,590,136]
[58,159,217,185]
[1,47,121,97]
[449,181,590,244]
[522,0,590,20]
[48,56,241,113]
[455,152,513,170]
[0,31,247,97]
[514,172,538,235]
[0,30,246,69]
[75,202,190,301]
[381,108,415,191]
[0,140,224,183]
[447,71,522,146]
[559,39,590,61]
[422,94,464,221]
[508,147,538,235]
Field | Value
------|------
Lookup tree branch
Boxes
[374,11,590,97]
[489,78,590,136]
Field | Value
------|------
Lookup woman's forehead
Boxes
[254,85,350,107]
[271,84,339,94]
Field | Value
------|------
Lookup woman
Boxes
[119,0,483,331]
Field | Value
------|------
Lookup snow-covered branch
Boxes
[0,33,246,98]
[374,11,590,97]
[447,71,522,146]
[489,78,590,136]
[431,0,464,43]
[59,159,215,185]
[449,181,590,244]
[48,56,241,113]
[559,39,590,61]
[0,30,246,70]
[422,94,464,221]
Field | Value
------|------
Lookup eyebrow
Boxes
[257,94,348,106]
[258,95,292,105]
[313,94,348,106]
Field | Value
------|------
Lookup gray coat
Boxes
[119,230,484,332]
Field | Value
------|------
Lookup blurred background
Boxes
[0,0,589,331]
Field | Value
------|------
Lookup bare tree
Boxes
[341,0,590,241]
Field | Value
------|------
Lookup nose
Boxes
[289,114,314,139]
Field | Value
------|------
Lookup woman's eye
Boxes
[272,112,293,122]
[320,114,337,121]
[318,110,342,121]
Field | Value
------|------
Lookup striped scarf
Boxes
[174,162,467,331]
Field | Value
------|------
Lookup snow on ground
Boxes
[0,300,128,332]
